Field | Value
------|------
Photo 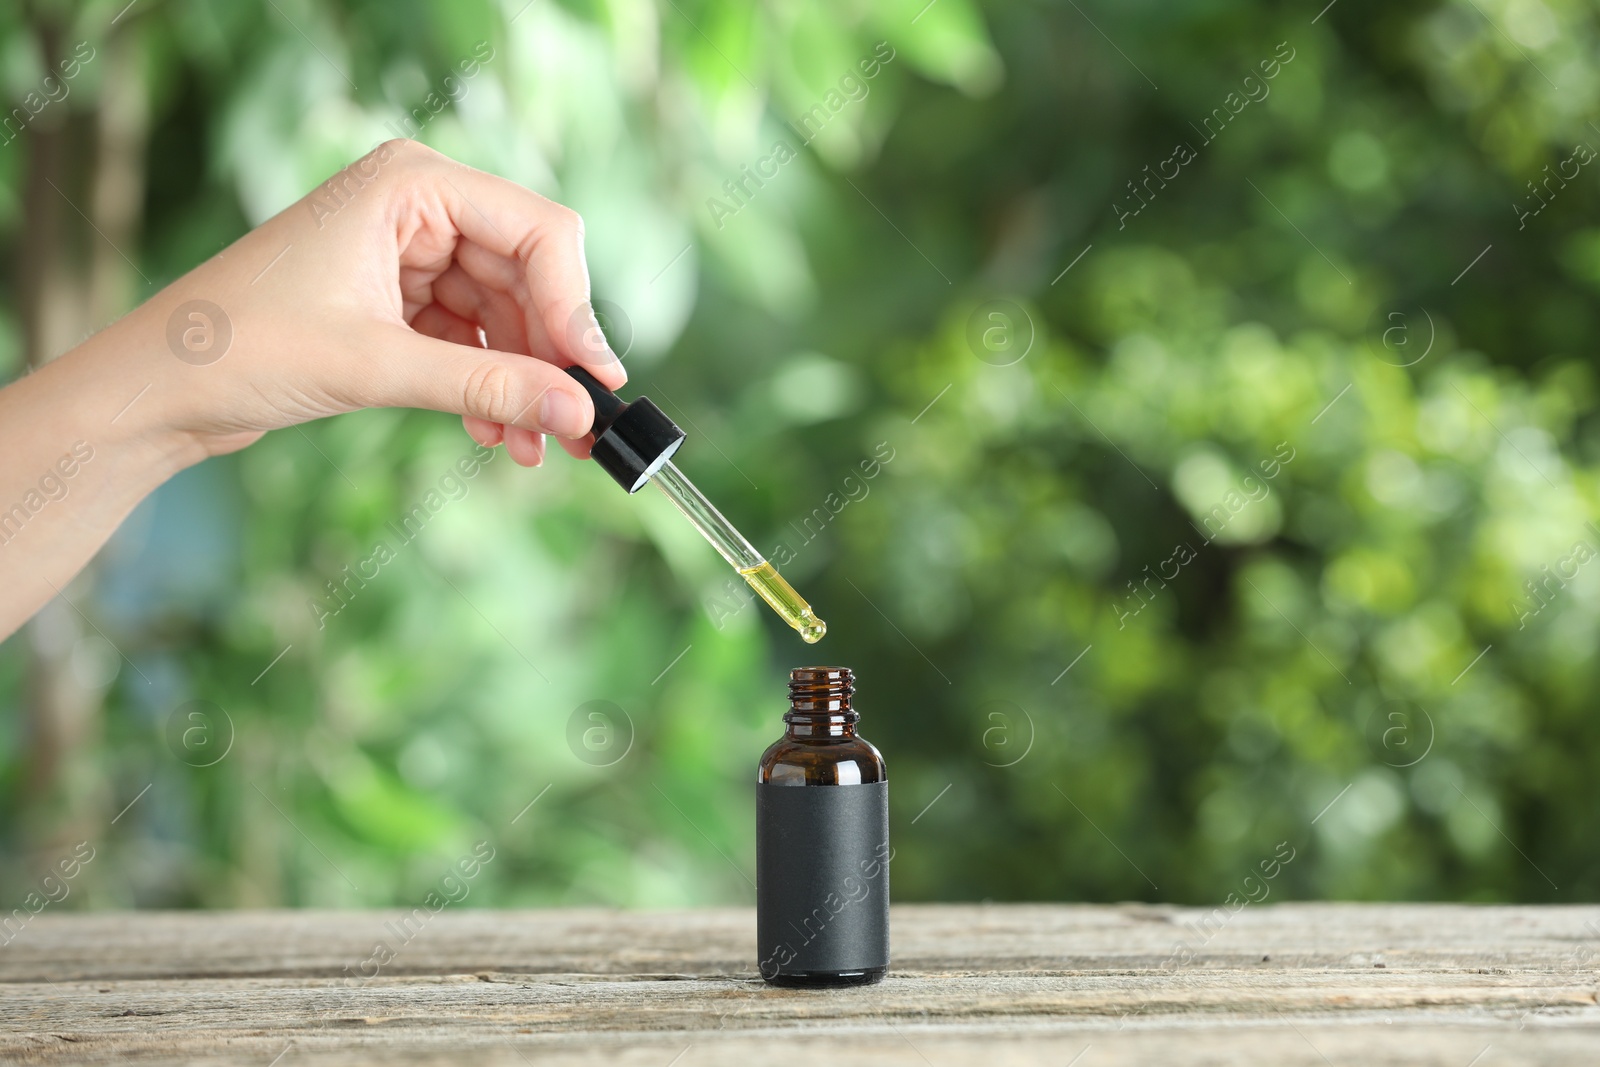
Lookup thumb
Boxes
[362,325,596,438]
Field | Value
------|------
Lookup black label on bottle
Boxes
[756,781,890,978]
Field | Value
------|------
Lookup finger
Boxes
[410,302,512,450]
[463,416,504,448]
[555,435,592,461]
[431,261,554,363]
[363,324,595,439]
[504,425,546,467]
[430,163,627,389]
[430,264,558,451]
[411,301,485,348]
[425,266,525,448]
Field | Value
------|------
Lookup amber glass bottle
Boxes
[756,666,890,987]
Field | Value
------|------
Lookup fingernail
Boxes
[539,388,591,438]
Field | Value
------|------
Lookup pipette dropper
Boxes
[564,366,827,644]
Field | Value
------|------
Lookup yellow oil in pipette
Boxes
[649,459,827,643]
[739,561,827,643]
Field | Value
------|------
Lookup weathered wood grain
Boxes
[3,904,1599,1064]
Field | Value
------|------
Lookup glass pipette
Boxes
[564,366,827,643]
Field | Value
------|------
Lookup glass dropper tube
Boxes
[651,460,826,643]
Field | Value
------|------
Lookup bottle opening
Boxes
[789,666,854,713]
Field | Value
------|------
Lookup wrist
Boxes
[46,312,213,486]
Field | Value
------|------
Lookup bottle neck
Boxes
[785,709,858,739]
[785,667,857,740]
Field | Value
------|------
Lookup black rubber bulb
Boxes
[564,365,686,494]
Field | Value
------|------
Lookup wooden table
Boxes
[4,904,1599,1064]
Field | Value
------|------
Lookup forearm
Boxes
[0,318,206,639]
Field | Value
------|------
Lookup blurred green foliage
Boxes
[3,0,1600,912]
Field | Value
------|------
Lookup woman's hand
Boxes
[0,141,626,638]
[136,137,625,467]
